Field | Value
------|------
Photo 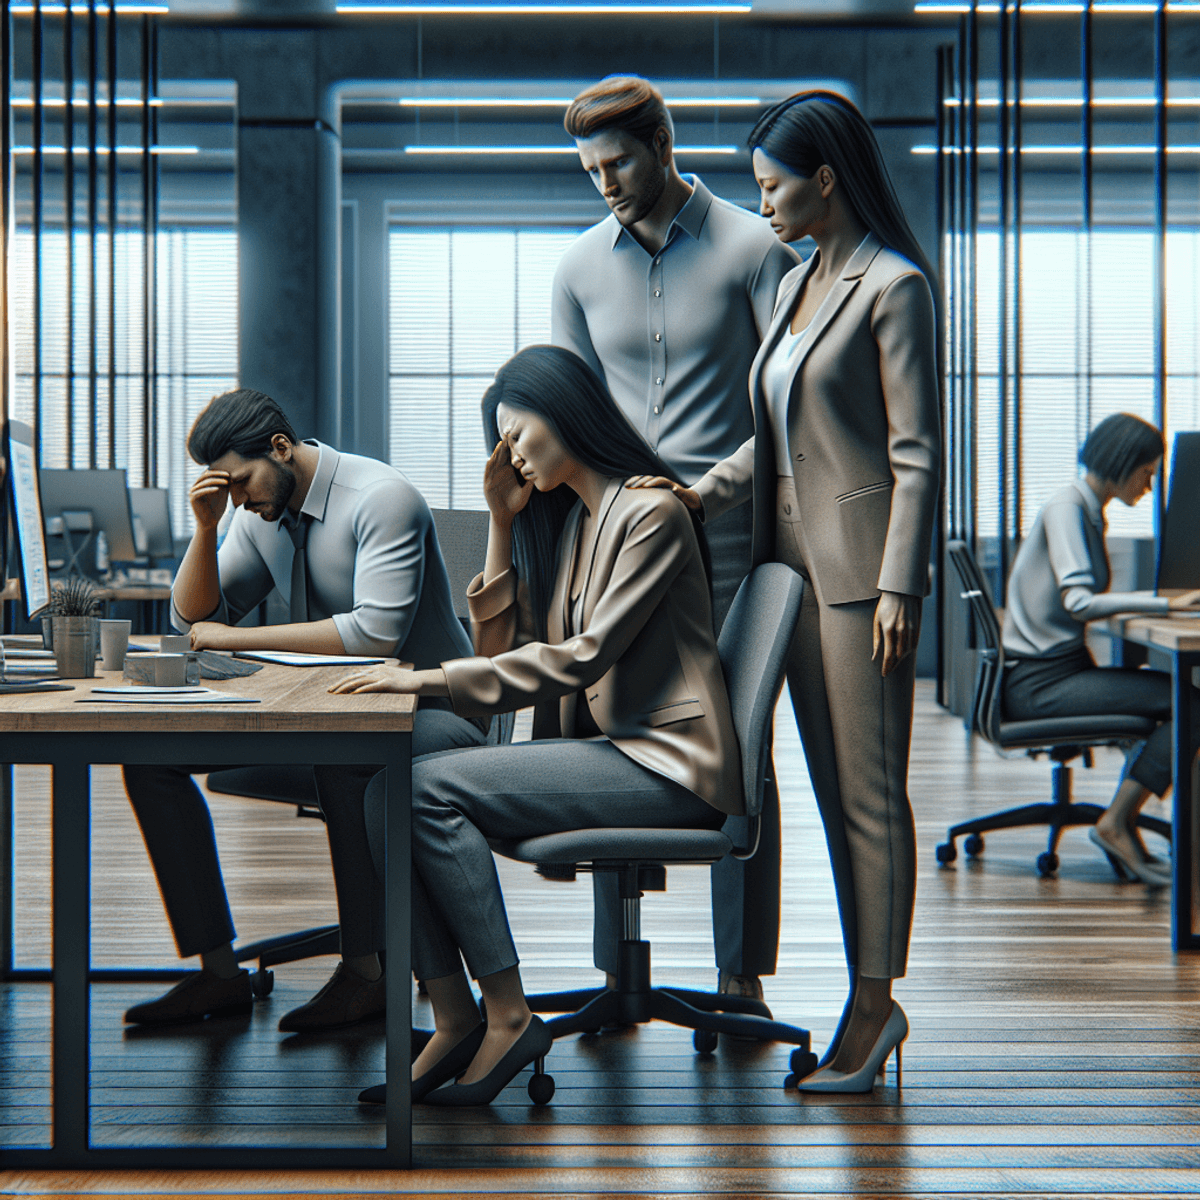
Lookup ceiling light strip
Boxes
[393,95,762,107]
[942,96,1200,106]
[912,142,1200,153]
[402,143,740,154]
[14,145,201,155]
[339,4,750,12]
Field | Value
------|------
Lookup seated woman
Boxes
[1002,412,1200,884]
[328,344,743,1106]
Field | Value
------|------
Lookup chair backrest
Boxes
[946,539,1006,743]
[717,562,805,822]
[430,507,490,622]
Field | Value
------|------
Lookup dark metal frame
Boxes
[1,729,414,1167]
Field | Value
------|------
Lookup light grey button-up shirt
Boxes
[171,441,473,667]
[551,175,800,485]
[1002,477,1169,659]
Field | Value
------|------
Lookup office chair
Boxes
[938,539,1168,878]
[204,506,509,996]
[487,562,819,1105]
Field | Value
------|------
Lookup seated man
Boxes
[123,387,486,1030]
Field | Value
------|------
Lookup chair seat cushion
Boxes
[491,827,733,866]
[997,714,1158,749]
[204,765,320,807]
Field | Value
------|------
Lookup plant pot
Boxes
[51,615,99,678]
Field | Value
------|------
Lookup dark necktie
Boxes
[288,516,311,623]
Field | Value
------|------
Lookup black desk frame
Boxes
[0,728,412,1167]
[1170,649,1200,951]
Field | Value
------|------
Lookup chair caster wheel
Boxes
[935,841,956,865]
[783,1073,798,1089]
[1036,851,1059,877]
[251,968,273,998]
[528,1072,555,1105]
[693,1028,719,1053]
[964,834,984,857]
[789,1048,818,1078]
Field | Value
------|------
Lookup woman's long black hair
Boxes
[749,89,937,290]
[482,344,710,639]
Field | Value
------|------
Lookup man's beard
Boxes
[249,459,297,522]
[614,168,666,227]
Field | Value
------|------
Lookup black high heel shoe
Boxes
[358,1021,486,1105]
[420,1015,553,1107]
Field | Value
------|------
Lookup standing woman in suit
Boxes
[329,345,742,1106]
[633,91,940,1090]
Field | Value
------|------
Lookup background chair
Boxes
[488,562,819,1106]
[205,505,505,995]
[938,539,1168,878]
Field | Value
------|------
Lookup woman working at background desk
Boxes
[1002,412,1200,885]
[323,344,742,1107]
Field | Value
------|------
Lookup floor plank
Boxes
[2,683,1199,1196]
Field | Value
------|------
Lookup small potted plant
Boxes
[47,576,103,678]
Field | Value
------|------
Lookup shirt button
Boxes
[653,289,661,298]
[654,257,661,265]
[654,333,662,342]
[654,406,660,415]
[656,377,663,386]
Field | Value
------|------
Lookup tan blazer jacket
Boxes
[442,478,743,816]
[695,233,941,606]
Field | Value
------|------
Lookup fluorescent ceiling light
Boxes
[915,2,1194,11]
[403,143,739,154]
[912,143,1200,153]
[395,95,761,107]
[14,144,200,154]
[10,97,165,107]
[10,4,169,13]
[341,4,750,12]
[942,96,1200,106]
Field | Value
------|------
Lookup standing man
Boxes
[552,76,799,1000]
[122,388,487,1030]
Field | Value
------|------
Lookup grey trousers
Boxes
[360,738,723,983]
[592,498,782,977]
[776,480,918,981]
[123,704,485,960]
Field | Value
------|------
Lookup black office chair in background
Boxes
[937,539,1169,878]
[205,506,508,996]
[488,562,819,1105]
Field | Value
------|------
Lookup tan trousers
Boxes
[775,479,917,979]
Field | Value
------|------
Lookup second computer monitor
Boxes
[1158,430,1200,592]
[129,487,176,559]
[40,468,138,571]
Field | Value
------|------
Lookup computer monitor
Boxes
[128,487,176,559]
[39,468,138,576]
[7,421,52,619]
[1157,430,1200,592]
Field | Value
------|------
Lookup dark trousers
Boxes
[1003,647,1200,797]
[123,704,486,960]
[357,738,723,982]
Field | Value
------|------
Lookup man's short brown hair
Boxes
[564,75,674,149]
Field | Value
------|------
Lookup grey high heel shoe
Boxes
[795,1002,908,1093]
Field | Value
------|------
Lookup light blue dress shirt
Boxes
[171,441,473,667]
[551,175,800,485]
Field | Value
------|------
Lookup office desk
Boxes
[0,660,415,1167]
[1101,614,1200,952]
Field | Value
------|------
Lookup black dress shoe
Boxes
[421,1015,553,1107]
[124,969,252,1026]
[359,1022,487,1105]
[278,963,386,1032]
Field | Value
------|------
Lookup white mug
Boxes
[99,619,132,672]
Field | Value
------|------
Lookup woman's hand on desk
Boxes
[328,666,450,697]
[188,621,235,651]
[873,591,922,677]
[1168,589,1200,611]
[625,476,702,512]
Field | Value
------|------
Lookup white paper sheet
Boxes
[79,687,260,704]
[233,651,386,667]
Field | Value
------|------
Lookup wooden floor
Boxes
[2,682,1198,1196]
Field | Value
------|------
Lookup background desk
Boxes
[1102,614,1200,952]
[0,659,415,1167]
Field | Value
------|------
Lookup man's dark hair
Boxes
[1079,412,1164,484]
[564,75,674,150]
[187,388,299,466]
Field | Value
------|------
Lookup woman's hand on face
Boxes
[188,621,233,651]
[1168,589,1200,610]
[483,438,534,524]
[327,666,423,695]
[873,590,922,677]
[625,475,703,513]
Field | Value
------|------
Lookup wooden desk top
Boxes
[1102,612,1200,653]
[0,656,416,734]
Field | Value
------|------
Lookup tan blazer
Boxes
[695,233,941,606]
[441,478,744,816]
